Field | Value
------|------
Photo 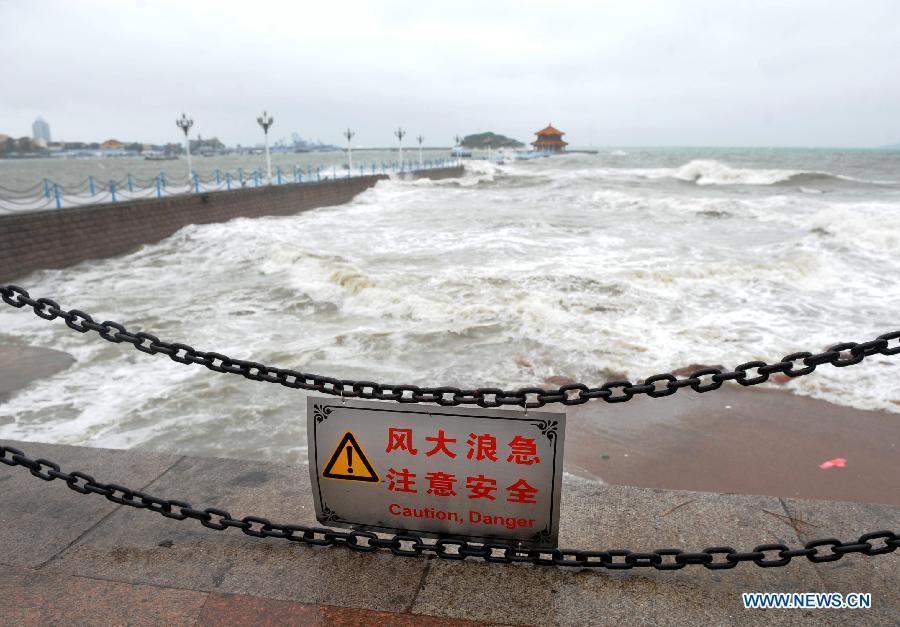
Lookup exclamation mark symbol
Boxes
[346,445,354,474]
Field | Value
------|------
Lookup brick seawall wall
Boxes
[0,166,463,282]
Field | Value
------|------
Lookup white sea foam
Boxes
[1,151,898,461]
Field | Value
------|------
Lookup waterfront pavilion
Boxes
[531,124,568,153]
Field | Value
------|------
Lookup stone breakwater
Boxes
[0,166,464,282]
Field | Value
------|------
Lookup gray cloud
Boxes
[2,0,899,147]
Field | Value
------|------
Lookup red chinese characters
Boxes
[466,474,497,500]
[507,436,540,465]
[383,427,543,506]
[386,467,417,493]
[426,471,457,497]
[425,429,457,458]
[506,479,539,504]
[386,428,418,455]
[466,433,498,462]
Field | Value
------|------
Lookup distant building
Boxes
[32,116,51,143]
[100,139,125,149]
[531,124,568,153]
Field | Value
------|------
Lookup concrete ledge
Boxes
[1,440,897,625]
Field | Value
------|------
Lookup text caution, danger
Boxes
[307,397,565,547]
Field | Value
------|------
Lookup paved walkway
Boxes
[1,440,897,625]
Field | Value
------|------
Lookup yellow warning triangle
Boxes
[322,431,380,483]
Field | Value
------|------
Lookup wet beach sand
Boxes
[564,383,899,506]
[1,345,897,506]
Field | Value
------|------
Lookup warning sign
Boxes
[307,397,566,548]
[322,431,380,482]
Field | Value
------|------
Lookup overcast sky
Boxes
[2,0,899,147]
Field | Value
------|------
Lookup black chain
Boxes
[2,284,898,408]
[2,444,895,569]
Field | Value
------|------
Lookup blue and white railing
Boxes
[0,158,458,213]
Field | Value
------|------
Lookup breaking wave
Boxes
[658,159,892,186]
[617,159,894,187]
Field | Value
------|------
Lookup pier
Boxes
[0,165,463,283]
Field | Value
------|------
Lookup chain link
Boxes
[3,284,898,408]
[2,285,897,568]
[1,444,895,569]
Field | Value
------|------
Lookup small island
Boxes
[460,132,524,149]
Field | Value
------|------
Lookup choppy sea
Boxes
[1,147,898,462]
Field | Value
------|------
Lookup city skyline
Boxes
[2,1,900,148]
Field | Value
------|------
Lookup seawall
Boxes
[0,166,463,282]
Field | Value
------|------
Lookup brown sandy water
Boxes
[1,344,896,506]
[565,384,899,506]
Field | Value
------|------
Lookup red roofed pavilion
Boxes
[532,124,568,153]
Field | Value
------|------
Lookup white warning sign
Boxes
[307,397,566,548]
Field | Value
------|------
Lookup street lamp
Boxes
[394,127,406,166]
[343,128,355,172]
[257,110,274,182]
[416,134,424,167]
[453,134,463,162]
[176,113,194,178]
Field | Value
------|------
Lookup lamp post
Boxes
[453,134,463,163]
[394,127,406,168]
[416,134,424,168]
[176,113,194,179]
[257,110,274,183]
[343,128,355,172]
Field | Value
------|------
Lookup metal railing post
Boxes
[277,166,282,185]
[54,184,61,209]
[110,180,117,202]
[43,178,50,199]
[127,174,134,192]
[226,172,232,191]
[88,175,95,196]
[155,175,162,198]
[194,173,200,193]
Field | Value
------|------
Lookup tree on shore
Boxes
[460,132,524,149]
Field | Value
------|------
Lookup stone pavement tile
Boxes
[198,591,496,626]
[197,593,320,626]
[0,439,179,568]
[412,481,852,626]
[781,497,900,624]
[0,563,208,627]
[44,453,430,613]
